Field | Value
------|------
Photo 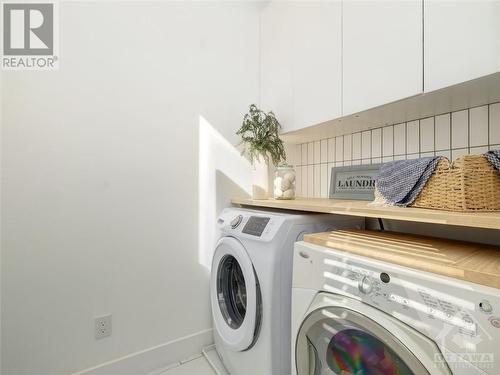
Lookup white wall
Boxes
[1,1,259,374]
[0,56,3,374]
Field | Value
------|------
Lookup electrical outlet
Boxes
[95,315,112,339]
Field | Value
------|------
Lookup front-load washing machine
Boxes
[292,239,500,375]
[210,208,363,375]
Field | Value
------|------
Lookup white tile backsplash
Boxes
[469,105,488,147]
[490,103,500,144]
[435,149,451,159]
[313,141,321,164]
[327,162,334,193]
[307,165,313,196]
[371,128,382,158]
[451,110,468,149]
[452,148,468,161]
[294,144,301,166]
[292,102,499,197]
[301,144,308,165]
[295,167,302,196]
[301,165,307,195]
[335,136,344,162]
[394,123,406,155]
[361,131,371,159]
[435,113,450,151]
[407,153,419,160]
[420,151,434,158]
[344,134,352,161]
[352,133,361,160]
[382,126,394,157]
[313,165,321,197]
[470,146,488,154]
[327,138,335,162]
[320,139,328,163]
[307,142,314,165]
[320,164,328,198]
[406,121,419,154]
[420,117,434,153]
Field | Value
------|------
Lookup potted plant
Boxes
[237,104,286,199]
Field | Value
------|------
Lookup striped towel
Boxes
[485,150,500,172]
[376,157,442,206]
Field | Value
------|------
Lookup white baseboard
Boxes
[72,328,213,375]
[202,345,230,375]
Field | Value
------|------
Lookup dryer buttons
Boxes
[230,215,243,229]
[489,317,500,329]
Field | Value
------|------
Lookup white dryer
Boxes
[210,208,363,375]
[292,240,500,375]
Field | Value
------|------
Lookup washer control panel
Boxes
[358,276,374,294]
[309,245,500,370]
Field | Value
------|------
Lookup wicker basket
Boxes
[411,154,500,211]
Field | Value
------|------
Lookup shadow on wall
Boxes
[198,116,252,270]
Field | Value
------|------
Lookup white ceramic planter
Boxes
[252,155,269,199]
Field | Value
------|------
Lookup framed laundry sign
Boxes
[329,164,382,200]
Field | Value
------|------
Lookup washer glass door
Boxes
[211,237,261,352]
[217,254,248,329]
[296,306,430,375]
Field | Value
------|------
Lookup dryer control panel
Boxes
[241,216,271,237]
[217,209,285,242]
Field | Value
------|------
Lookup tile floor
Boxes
[159,356,216,375]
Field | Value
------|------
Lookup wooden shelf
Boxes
[304,230,500,289]
[231,197,500,230]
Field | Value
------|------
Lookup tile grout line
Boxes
[488,103,490,150]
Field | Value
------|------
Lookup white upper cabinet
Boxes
[260,1,342,133]
[342,0,423,116]
[424,0,500,92]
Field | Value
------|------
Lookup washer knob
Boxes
[480,300,493,314]
[230,215,243,229]
[358,276,374,295]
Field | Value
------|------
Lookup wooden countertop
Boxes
[304,230,500,289]
[231,197,500,230]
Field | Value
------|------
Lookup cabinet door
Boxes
[261,1,342,133]
[260,3,294,132]
[342,0,423,116]
[424,0,500,92]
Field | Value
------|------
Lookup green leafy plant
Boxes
[237,104,286,166]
